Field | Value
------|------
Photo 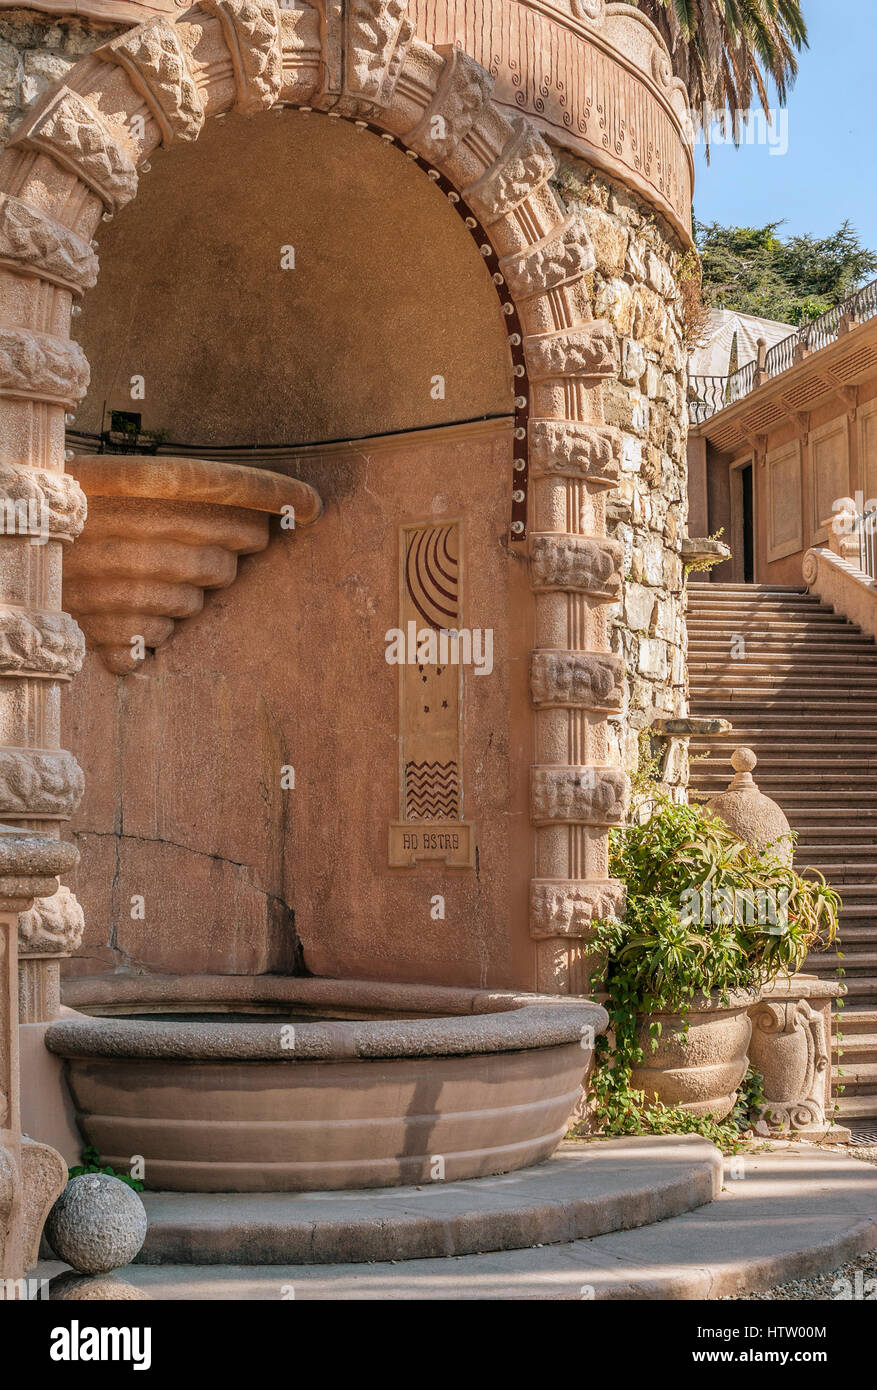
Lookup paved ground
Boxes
[728,1139,877,1301]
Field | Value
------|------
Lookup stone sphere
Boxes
[46,1173,147,1275]
[49,1270,152,1300]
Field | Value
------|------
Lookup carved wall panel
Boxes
[389,520,474,867]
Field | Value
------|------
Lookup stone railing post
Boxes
[0,826,77,1287]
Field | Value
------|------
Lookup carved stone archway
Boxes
[0,0,628,1032]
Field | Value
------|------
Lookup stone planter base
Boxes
[631,989,758,1119]
[749,973,846,1139]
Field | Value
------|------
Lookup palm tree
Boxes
[632,0,808,139]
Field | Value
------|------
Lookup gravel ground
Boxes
[729,1141,877,1301]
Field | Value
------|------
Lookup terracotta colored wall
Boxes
[62,423,535,990]
[698,377,877,586]
[72,111,511,448]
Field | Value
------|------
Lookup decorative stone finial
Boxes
[705,747,794,863]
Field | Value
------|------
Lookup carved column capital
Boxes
[7,87,138,213]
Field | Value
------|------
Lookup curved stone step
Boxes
[39,1145,877,1300]
[131,1136,721,1267]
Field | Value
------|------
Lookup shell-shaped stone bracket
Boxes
[64,455,322,674]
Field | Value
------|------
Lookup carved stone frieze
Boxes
[405,45,493,162]
[528,419,621,487]
[529,534,623,600]
[200,0,284,114]
[0,607,84,678]
[530,650,624,711]
[531,765,628,825]
[18,885,84,957]
[0,196,98,296]
[529,878,625,939]
[524,322,618,381]
[500,217,595,299]
[0,749,85,820]
[0,459,87,541]
[463,117,555,224]
[0,330,90,408]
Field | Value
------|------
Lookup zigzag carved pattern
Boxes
[405,760,459,820]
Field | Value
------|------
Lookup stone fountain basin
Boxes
[46,975,606,1192]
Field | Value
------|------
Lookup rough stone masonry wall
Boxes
[0,10,123,143]
[553,155,690,796]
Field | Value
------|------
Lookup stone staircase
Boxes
[33,1138,877,1298]
[686,581,877,1127]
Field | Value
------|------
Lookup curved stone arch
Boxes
[0,0,628,994]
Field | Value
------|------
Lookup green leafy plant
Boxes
[68,1145,144,1192]
[587,797,841,1147]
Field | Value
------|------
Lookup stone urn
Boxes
[631,988,759,1119]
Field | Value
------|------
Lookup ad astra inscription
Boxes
[388,821,475,869]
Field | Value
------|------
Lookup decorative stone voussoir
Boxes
[346,0,415,112]
[530,878,625,939]
[529,534,623,600]
[199,0,283,115]
[499,217,595,298]
[8,88,138,213]
[0,607,84,678]
[96,18,204,147]
[531,765,628,826]
[524,322,618,381]
[310,0,414,116]
[530,650,624,711]
[404,45,493,162]
[0,460,87,541]
[0,330,90,408]
[463,117,555,225]
[0,748,85,820]
[0,196,98,297]
[18,884,84,956]
[529,420,621,487]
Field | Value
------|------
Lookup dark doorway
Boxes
[741,463,754,583]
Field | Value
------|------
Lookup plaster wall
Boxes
[72,110,511,447]
[63,424,532,987]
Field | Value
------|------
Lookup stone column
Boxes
[0,827,76,1285]
[0,201,91,1021]
[527,391,629,994]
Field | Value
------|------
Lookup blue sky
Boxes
[692,0,877,253]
